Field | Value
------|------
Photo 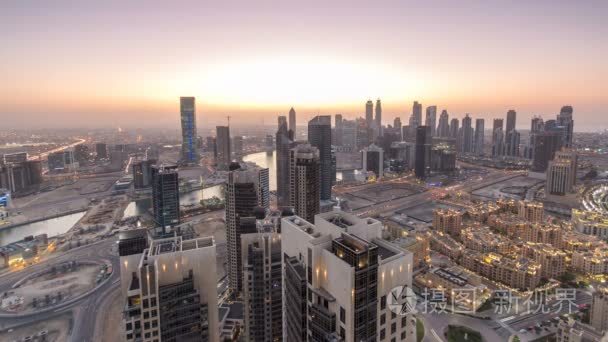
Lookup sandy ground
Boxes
[11,264,99,313]
[95,287,123,342]
[0,312,71,342]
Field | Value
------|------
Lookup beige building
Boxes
[524,223,563,248]
[572,246,608,276]
[572,209,608,239]
[460,250,541,290]
[546,150,578,196]
[556,319,604,342]
[521,242,567,279]
[429,231,465,260]
[432,209,463,236]
[460,226,515,255]
[517,200,544,222]
[414,266,488,312]
[486,213,529,238]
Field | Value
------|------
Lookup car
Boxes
[519,329,527,333]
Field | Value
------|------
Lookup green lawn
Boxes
[446,325,483,342]
[416,318,425,342]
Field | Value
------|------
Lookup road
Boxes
[0,238,120,342]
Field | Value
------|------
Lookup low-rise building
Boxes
[487,213,529,238]
[460,226,515,255]
[524,223,563,248]
[556,319,604,342]
[591,287,608,334]
[414,266,488,312]
[572,246,608,276]
[429,232,464,260]
[432,209,463,236]
[460,250,541,290]
[572,209,608,239]
[521,242,567,279]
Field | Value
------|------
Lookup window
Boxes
[151,298,157,306]
[380,328,386,340]
[145,333,150,339]
[391,311,396,319]
[126,323,132,331]
[391,322,396,334]
[381,295,386,310]
[391,338,396,342]
[143,299,149,309]
[144,322,150,330]
[151,309,157,317]
[143,311,149,319]
[340,307,345,323]
[340,327,345,338]
[380,313,386,325]
[401,316,406,327]
[401,331,406,340]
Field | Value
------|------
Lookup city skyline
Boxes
[2,1,607,130]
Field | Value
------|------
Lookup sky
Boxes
[1,0,607,131]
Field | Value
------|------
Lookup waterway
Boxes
[123,184,225,218]
[0,211,86,246]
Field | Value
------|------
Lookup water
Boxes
[242,151,344,190]
[0,211,86,246]
[123,184,225,218]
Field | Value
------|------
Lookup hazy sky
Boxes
[2,0,607,131]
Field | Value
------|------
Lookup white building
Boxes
[281,210,416,342]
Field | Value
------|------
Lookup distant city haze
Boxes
[2,1,607,131]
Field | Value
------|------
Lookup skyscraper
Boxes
[289,144,320,223]
[492,118,505,157]
[241,213,283,342]
[308,115,332,201]
[95,143,108,160]
[505,129,521,157]
[151,165,180,231]
[437,110,450,137]
[546,150,578,195]
[415,125,431,179]
[289,107,296,138]
[532,131,563,172]
[449,118,459,139]
[557,105,574,148]
[120,233,220,342]
[334,114,343,146]
[365,100,374,127]
[526,116,545,159]
[341,119,357,151]
[506,109,517,134]
[132,159,156,189]
[225,164,270,295]
[413,101,422,128]
[216,126,231,170]
[281,211,415,342]
[460,114,474,154]
[362,144,384,179]
[474,118,485,156]
[425,106,437,136]
[276,115,292,207]
[375,98,382,135]
[180,97,199,164]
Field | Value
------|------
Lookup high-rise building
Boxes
[492,128,504,157]
[506,109,517,134]
[474,118,485,156]
[132,159,156,189]
[412,101,422,128]
[216,126,231,170]
[437,110,450,137]
[415,126,431,179]
[493,118,504,134]
[433,209,463,236]
[557,105,574,148]
[341,119,357,151]
[241,215,282,341]
[232,136,243,157]
[546,150,578,195]
[532,131,563,172]
[289,107,296,138]
[308,115,332,200]
[225,164,269,295]
[180,97,199,164]
[2,152,28,164]
[281,211,416,342]
[425,106,437,136]
[505,129,521,157]
[365,100,374,127]
[74,144,89,165]
[151,165,180,231]
[362,144,384,179]
[0,160,43,194]
[120,233,220,342]
[276,115,292,207]
[356,118,370,150]
[449,118,459,140]
[334,114,343,146]
[460,114,474,154]
[591,287,608,333]
[289,144,320,223]
[526,116,545,159]
[375,99,382,135]
[393,117,402,137]
[96,143,108,160]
